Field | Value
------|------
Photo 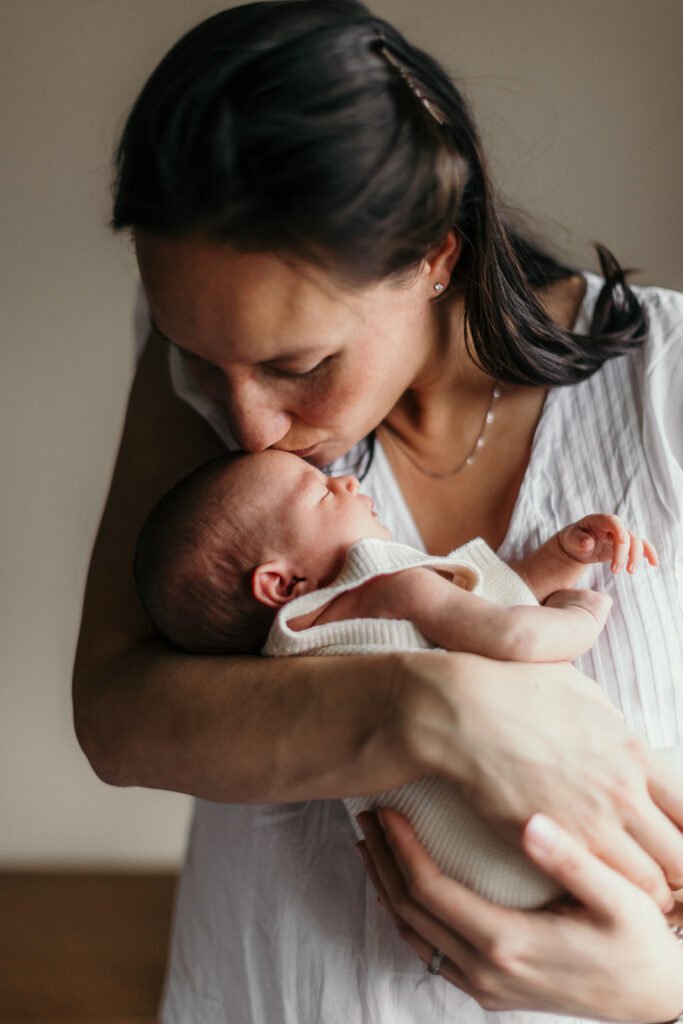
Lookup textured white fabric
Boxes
[264,535,537,657]
[266,536,564,908]
[151,272,683,1024]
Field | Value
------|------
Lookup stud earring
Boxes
[433,282,445,293]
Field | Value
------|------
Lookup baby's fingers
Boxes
[625,532,643,574]
[600,519,630,573]
[643,539,659,567]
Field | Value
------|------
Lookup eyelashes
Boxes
[267,355,334,380]
[168,333,336,380]
[177,348,201,364]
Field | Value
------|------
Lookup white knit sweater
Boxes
[265,536,683,909]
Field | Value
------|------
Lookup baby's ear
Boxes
[252,561,316,608]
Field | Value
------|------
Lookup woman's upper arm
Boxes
[73,330,225,697]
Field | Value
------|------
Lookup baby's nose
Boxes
[340,475,360,494]
[329,474,359,494]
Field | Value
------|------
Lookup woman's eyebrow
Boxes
[149,317,327,363]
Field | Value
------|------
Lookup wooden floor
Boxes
[0,871,177,1023]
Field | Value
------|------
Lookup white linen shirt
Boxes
[137,272,683,1024]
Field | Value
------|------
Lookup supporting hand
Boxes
[357,809,683,1021]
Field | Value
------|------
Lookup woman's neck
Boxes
[388,273,587,437]
[387,292,496,438]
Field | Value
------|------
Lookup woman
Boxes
[73,2,683,1021]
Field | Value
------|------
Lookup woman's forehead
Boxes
[136,232,374,361]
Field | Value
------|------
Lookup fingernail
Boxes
[526,813,560,853]
[377,808,387,830]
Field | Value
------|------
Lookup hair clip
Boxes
[375,37,445,126]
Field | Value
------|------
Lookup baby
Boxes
[135,449,656,660]
[135,449,676,908]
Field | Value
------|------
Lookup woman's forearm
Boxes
[73,644,465,803]
[71,335,471,805]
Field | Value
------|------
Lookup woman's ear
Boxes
[252,561,317,608]
[425,229,461,281]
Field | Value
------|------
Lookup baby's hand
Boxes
[559,514,659,574]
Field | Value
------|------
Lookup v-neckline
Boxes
[370,272,602,558]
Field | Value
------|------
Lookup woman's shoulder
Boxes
[634,281,683,347]
[629,281,683,382]
[580,272,682,367]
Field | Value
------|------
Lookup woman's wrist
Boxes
[390,650,472,781]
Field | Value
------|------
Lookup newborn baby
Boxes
[135,449,675,908]
[136,450,654,659]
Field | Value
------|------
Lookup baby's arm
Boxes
[318,567,612,662]
[509,514,659,604]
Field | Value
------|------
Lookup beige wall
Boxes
[2,0,681,867]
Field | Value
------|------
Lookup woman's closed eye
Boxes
[176,347,219,372]
[266,355,334,379]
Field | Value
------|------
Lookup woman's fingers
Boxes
[361,809,683,1019]
[593,821,674,910]
[357,834,478,994]
[625,796,683,894]
[356,813,411,933]
[357,811,488,965]
[373,808,516,951]
[523,813,647,917]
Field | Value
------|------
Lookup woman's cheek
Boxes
[303,375,366,425]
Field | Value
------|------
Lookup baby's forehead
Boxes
[237,450,315,496]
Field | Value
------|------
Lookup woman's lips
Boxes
[282,443,322,458]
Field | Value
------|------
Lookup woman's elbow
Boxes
[72,659,132,787]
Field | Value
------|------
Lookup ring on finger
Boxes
[427,947,445,975]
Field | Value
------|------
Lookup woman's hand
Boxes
[357,808,683,1022]
[409,653,683,904]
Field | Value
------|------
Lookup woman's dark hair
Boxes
[113,0,647,388]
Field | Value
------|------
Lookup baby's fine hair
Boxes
[134,454,276,655]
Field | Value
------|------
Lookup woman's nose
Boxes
[226,382,291,452]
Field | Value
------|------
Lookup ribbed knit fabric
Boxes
[265,537,682,908]
[156,273,683,1024]
[264,536,537,658]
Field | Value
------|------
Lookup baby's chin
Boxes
[363,519,392,542]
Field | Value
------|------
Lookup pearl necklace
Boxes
[380,383,502,479]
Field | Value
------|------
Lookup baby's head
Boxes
[134,449,390,654]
